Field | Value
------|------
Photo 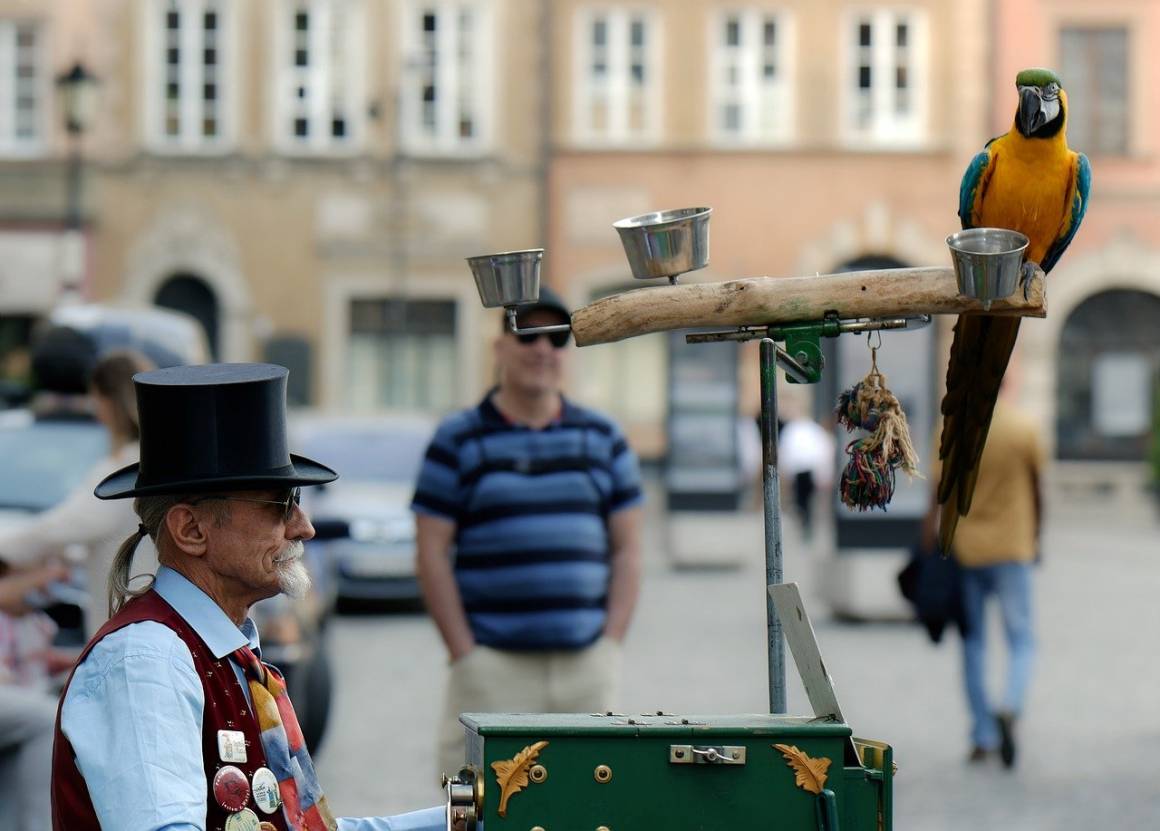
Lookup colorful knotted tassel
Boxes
[836,354,921,512]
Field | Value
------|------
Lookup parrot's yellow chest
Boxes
[975,133,1075,264]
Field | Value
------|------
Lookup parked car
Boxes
[292,414,435,610]
[49,303,211,368]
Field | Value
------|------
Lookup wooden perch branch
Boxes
[569,265,1047,347]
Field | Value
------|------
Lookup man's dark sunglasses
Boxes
[192,487,302,521]
[515,330,571,348]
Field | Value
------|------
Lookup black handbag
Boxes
[897,545,965,644]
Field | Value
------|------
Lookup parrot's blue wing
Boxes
[958,149,993,229]
[1040,153,1092,274]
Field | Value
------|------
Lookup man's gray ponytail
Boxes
[106,495,180,616]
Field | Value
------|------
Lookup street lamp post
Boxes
[54,62,99,301]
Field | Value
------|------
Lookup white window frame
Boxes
[0,20,48,157]
[142,0,238,154]
[323,274,483,411]
[398,1,494,157]
[272,0,367,154]
[709,9,794,147]
[572,7,662,147]
[842,8,928,148]
[1058,26,1129,156]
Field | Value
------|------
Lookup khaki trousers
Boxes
[436,638,622,781]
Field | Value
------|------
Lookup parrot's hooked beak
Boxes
[1018,86,1047,135]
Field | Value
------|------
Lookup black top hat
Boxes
[95,363,337,500]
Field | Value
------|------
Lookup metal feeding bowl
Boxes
[946,228,1029,310]
[466,248,544,308]
[613,207,711,281]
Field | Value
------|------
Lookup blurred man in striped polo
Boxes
[411,287,644,780]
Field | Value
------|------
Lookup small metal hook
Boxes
[867,331,882,383]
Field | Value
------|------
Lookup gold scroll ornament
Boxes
[772,744,832,795]
[491,741,549,817]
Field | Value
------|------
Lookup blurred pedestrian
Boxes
[412,287,645,780]
[52,363,443,830]
[925,398,1044,769]
[778,413,834,539]
[0,350,158,637]
[0,562,70,831]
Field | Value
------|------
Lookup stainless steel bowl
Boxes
[466,249,544,308]
[613,207,711,281]
[946,228,1029,310]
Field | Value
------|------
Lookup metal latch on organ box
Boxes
[669,745,747,765]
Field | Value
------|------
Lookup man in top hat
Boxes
[51,363,442,830]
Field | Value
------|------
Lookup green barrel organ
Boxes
[446,713,893,830]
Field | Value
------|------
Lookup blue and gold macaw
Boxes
[938,67,1091,553]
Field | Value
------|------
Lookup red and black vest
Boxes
[51,589,290,831]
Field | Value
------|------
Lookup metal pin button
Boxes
[212,765,250,812]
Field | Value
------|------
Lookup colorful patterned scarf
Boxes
[233,646,337,831]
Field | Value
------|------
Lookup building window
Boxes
[146,0,233,152]
[710,10,793,145]
[845,9,926,147]
[577,284,668,454]
[399,2,492,156]
[0,21,45,155]
[573,8,660,145]
[347,298,458,412]
[275,0,365,152]
[1059,27,1128,156]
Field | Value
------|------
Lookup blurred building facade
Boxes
[0,0,1156,472]
[0,0,547,410]
[545,0,990,456]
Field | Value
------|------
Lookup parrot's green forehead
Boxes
[1016,67,1061,88]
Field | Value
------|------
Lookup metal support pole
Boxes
[65,140,82,232]
[760,338,786,714]
[59,139,85,300]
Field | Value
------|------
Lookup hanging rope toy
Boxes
[835,332,922,511]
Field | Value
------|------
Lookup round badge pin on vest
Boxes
[213,765,251,813]
[251,767,282,814]
[259,823,278,831]
[224,807,261,831]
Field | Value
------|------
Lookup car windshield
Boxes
[0,420,108,511]
[298,427,429,484]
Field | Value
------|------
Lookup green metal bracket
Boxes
[685,312,930,386]
[766,313,841,385]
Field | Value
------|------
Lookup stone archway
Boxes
[122,206,253,362]
[1056,289,1160,460]
[155,273,220,359]
[794,201,946,278]
[1016,234,1160,457]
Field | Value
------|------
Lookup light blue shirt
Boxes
[62,566,443,831]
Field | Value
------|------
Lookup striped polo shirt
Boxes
[411,393,644,651]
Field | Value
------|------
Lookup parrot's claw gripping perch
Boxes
[1020,260,1039,302]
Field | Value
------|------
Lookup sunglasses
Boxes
[193,487,302,522]
[514,330,571,348]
